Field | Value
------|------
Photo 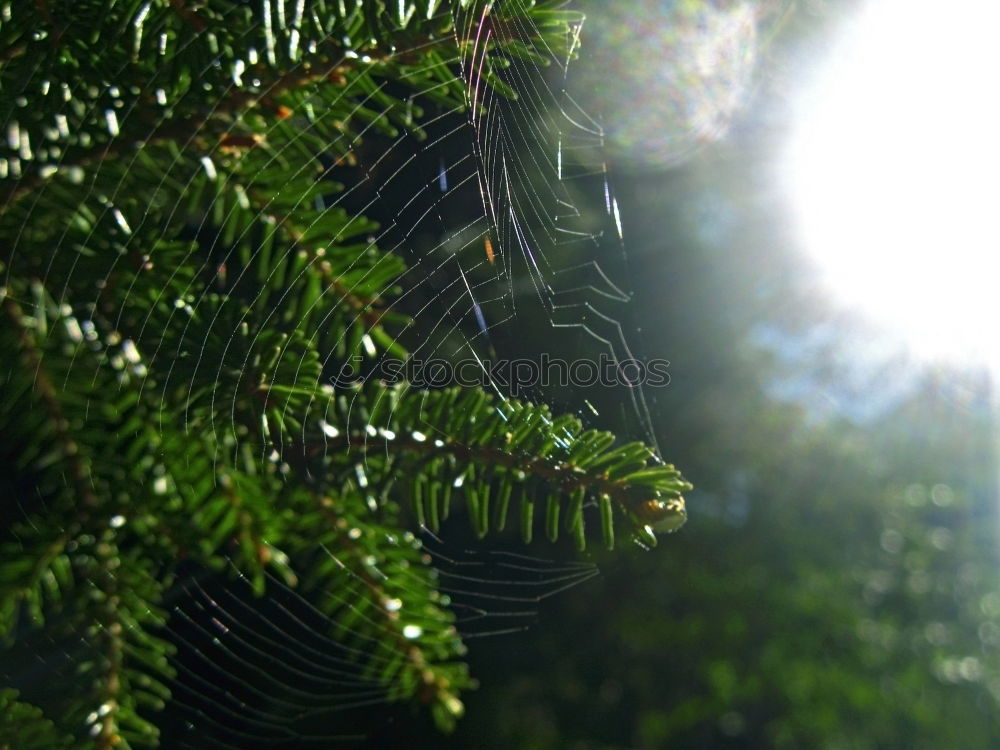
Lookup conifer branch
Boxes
[0,30,452,213]
[91,537,125,750]
[2,295,99,512]
[312,496,465,717]
[313,429,682,521]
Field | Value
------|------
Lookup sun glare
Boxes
[786,0,1000,368]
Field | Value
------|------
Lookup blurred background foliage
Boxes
[414,1,1000,747]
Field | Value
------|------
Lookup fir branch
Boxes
[268,209,389,329]
[91,536,125,750]
[0,27,452,213]
[1,2,689,743]
[0,688,74,749]
[2,295,99,512]
[315,428,686,531]
[0,62,337,212]
[310,496,467,724]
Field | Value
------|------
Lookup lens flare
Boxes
[574,0,770,169]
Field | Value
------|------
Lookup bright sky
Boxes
[786,0,1000,369]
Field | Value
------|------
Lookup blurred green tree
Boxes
[435,25,1000,743]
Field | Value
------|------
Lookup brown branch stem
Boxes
[303,430,654,515]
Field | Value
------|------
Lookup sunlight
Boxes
[786,0,1000,367]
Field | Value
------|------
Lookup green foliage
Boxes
[430,8,1000,738]
[0,1,688,746]
[0,688,74,750]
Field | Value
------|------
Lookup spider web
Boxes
[290,4,658,438]
[1,1,666,746]
[163,538,599,747]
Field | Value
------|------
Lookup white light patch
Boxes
[362,333,377,357]
[112,208,131,235]
[18,129,32,160]
[64,317,83,342]
[200,155,217,181]
[121,338,140,363]
[786,0,1000,368]
[104,109,119,137]
[232,59,245,87]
